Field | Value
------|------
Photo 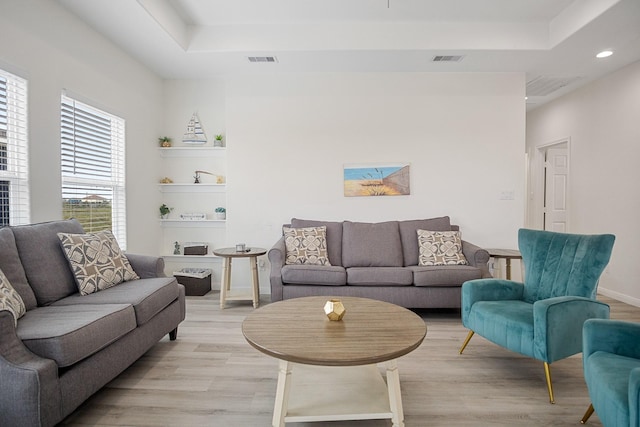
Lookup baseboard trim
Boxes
[598,287,640,308]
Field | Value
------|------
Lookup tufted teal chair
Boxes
[581,319,640,426]
[459,229,615,403]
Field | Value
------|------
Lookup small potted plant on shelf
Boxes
[215,207,226,220]
[214,134,223,147]
[159,204,173,219]
[158,136,172,147]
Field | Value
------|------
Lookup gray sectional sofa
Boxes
[269,217,491,308]
[0,219,186,427]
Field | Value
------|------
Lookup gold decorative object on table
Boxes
[324,299,346,321]
[159,177,173,184]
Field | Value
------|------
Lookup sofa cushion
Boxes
[0,268,26,326]
[11,219,85,306]
[0,227,37,310]
[17,303,136,367]
[291,218,343,266]
[51,277,179,326]
[347,267,413,286]
[409,265,482,287]
[283,226,331,266]
[399,217,452,266]
[57,230,139,295]
[418,230,468,266]
[342,221,402,267]
[281,265,346,286]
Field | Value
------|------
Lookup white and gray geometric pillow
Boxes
[0,267,26,326]
[58,230,140,295]
[417,229,469,266]
[283,226,332,266]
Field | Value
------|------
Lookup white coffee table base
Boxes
[273,360,404,427]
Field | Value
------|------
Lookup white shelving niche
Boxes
[158,146,226,283]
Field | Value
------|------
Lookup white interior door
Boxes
[543,147,569,232]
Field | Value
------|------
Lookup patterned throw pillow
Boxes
[58,230,140,295]
[417,229,469,266]
[0,267,26,326]
[283,226,332,266]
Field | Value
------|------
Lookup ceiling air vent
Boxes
[432,55,464,62]
[247,56,278,63]
[526,76,582,96]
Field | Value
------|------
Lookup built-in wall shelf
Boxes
[160,219,226,227]
[158,183,226,193]
[158,146,226,158]
[158,132,227,278]
[162,254,222,262]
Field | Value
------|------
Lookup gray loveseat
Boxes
[269,216,491,308]
[0,219,186,427]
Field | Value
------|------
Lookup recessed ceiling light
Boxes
[596,50,613,59]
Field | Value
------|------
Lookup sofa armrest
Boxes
[268,237,286,301]
[0,311,61,426]
[535,296,610,363]
[126,253,166,278]
[461,240,491,278]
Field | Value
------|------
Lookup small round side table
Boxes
[212,247,267,309]
[486,248,523,280]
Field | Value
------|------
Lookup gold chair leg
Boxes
[459,330,475,354]
[544,362,555,404]
[580,403,594,424]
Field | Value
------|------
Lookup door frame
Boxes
[526,138,571,231]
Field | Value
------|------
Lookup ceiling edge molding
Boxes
[137,0,191,50]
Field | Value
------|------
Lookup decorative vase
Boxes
[214,139,223,147]
[324,299,346,321]
[161,140,171,147]
[215,212,226,220]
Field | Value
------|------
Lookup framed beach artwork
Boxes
[343,163,410,197]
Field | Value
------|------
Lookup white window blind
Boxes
[0,69,29,226]
[61,95,127,248]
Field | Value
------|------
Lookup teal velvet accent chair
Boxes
[459,228,615,403]
[581,319,640,426]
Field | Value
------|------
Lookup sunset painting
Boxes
[343,163,410,197]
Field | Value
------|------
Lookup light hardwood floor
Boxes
[61,293,640,426]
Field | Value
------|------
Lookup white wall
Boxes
[0,0,164,253]
[164,73,526,292]
[526,60,640,305]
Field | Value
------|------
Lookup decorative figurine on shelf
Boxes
[158,136,172,147]
[159,204,173,219]
[193,170,214,184]
[173,241,181,255]
[182,113,207,145]
[159,177,173,184]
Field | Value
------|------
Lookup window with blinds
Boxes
[0,69,29,226]
[61,95,127,248]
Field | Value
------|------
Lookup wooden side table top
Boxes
[486,248,522,259]
[242,296,427,367]
[212,247,267,258]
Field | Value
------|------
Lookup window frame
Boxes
[60,94,127,247]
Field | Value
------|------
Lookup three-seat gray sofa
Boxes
[0,219,186,427]
[269,216,491,308]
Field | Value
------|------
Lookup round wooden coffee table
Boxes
[242,296,427,427]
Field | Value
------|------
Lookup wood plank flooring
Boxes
[61,294,640,426]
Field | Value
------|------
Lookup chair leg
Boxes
[580,403,594,424]
[459,330,475,354]
[543,362,555,404]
